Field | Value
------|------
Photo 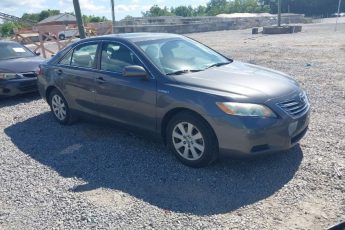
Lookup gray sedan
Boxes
[0,41,44,97]
[37,33,310,167]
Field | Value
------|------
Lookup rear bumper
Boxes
[0,78,37,97]
[206,110,310,157]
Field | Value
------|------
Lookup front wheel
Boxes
[166,112,218,167]
[49,89,76,125]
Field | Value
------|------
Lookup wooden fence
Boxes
[13,25,100,59]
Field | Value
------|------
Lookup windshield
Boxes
[0,43,35,60]
[135,37,231,75]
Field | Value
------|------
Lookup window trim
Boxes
[58,49,73,66]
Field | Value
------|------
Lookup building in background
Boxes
[35,13,78,39]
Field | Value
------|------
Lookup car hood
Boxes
[172,61,300,99]
[0,56,44,73]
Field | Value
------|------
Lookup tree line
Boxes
[142,0,344,17]
[142,0,270,17]
[21,9,107,24]
[263,0,344,17]
[0,10,107,37]
[1,0,344,37]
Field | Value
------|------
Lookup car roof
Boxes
[79,33,183,44]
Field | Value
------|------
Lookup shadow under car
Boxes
[4,112,303,215]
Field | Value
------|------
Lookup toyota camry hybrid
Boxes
[37,33,310,167]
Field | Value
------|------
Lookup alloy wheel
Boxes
[51,94,67,121]
[172,122,205,160]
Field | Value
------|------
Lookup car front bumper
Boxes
[207,110,310,156]
[0,78,37,97]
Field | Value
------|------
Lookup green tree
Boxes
[21,9,60,23]
[194,5,207,16]
[22,13,40,23]
[262,0,344,16]
[228,0,268,13]
[83,15,108,23]
[142,5,174,17]
[206,0,229,15]
[38,9,60,21]
[0,22,22,37]
[140,0,344,18]
[172,6,194,17]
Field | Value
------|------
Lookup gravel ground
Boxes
[1,21,344,229]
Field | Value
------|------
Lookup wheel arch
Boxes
[160,107,218,146]
[45,86,57,104]
[45,86,66,106]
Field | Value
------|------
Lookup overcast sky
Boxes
[0,0,208,20]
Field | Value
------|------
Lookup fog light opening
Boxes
[251,144,269,153]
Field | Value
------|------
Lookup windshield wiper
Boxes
[205,62,231,70]
[166,69,203,75]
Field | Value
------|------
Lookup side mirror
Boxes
[123,65,148,79]
[35,51,41,56]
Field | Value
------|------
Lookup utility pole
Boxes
[73,0,86,39]
[335,0,342,31]
[278,0,282,27]
[111,0,116,33]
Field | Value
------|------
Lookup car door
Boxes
[55,41,100,115]
[94,41,157,131]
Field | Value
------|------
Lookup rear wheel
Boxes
[59,34,65,40]
[49,89,76,125]
[166,111,218,167]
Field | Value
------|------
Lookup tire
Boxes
[166,111,218,168]
[59,34,65,40]
[48,89,76,125]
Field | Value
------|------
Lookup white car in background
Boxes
[331,12,345,17]
[58,29,79,40]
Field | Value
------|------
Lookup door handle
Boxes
[56,69,63,75]
[96,76,106,84]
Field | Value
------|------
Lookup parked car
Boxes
[58,29,79,40]
[331,12,345,17]
[37,33,310,167]
[0,41,45,97]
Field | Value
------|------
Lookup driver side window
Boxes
[101,42,141,73]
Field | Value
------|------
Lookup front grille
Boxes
[277,92,309,118]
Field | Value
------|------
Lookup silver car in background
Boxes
[38,33,310,167]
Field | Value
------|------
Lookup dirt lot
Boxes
[1,21,344,229]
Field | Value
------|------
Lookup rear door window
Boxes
[71,43,98,68]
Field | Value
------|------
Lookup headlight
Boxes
[216,102,277,118]
[0,73,18,80]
